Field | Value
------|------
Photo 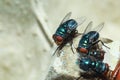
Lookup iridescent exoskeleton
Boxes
[76,22,112,80]
[79,56,109,73]
[78,57,120,80]
[77,21,110,60]
[52,12,86,56]
[76,56,109,80]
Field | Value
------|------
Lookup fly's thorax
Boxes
[54,25,68,40]
[88,31,99,42]
[77,36,89,54]
[78,35,90,50]
[56,26,66,37]
[79,57,92,71]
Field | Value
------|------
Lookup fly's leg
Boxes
[52,46,60,56]
[71,44,75,54]
[70,41,76,54]
[57,51,60,57]
[74,30,82,38]
[52,45,63,57]
[57,50,64,57]
[92,40,110,49]
[98,40,110,49]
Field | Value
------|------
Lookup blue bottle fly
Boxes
[76,22,110,80]
[52,12,86,56]
[53,19,78,45]
[78,31,99,53]
[77,22,109,59]
[76,56,109,80]
[78,56,109,74]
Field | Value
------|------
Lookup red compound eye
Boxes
[79,48,88,53]
[56,36,63,42]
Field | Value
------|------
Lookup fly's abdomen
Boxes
[79,57,93,71]
[94,61,109,74]
[67,19,78,32]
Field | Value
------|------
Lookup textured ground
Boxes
[0,0,120,80]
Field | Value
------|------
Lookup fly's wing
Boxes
[91,23,113,44]
[73,21,93,51]
[75,16,86,26]
[92,22,104,32]
[59,12,72,25]
[89,23,111,49]
[82,21,93,36]
[68,16,86,39]
[73,17,86,37]
[69,18,86,49]
[90,22,104,39]
[100,37,113,43]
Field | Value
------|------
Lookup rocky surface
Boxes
[0,0,120,80]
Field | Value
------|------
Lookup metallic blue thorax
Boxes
[78,31,99,49]
[55,19,78,38]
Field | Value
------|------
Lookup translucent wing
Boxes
[75,16,86,26]
[100,37,113,44]
[89,22,104,40]
[60,12,72,25]
[65,16,86,39]
[92,22,104,32]
[83,21,93,35]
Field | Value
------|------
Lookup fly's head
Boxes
[52,34,63,45]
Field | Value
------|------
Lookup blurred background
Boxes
[0,0,120,80]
